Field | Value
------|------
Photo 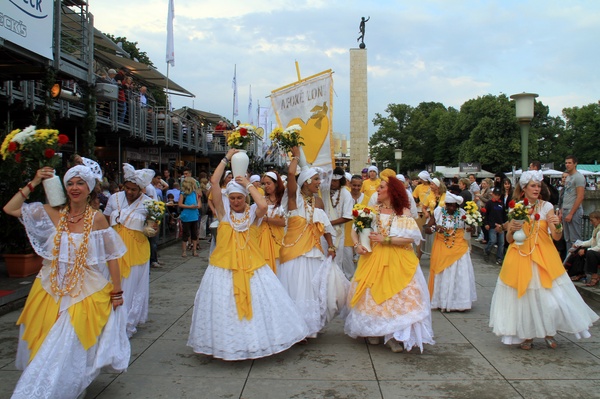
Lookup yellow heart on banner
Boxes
[288,104,330,165]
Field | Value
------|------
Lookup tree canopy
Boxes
[370,94,597,174]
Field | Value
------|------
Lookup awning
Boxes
[173,107,224,125]
[94,49,194,98]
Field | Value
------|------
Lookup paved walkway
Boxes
[1,242,599,399]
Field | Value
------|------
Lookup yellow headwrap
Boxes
[379,169,396,182]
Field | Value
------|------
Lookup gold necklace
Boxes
[230,205,250,225]
[376,204,395,237]
[115,193,142,225]
[50,205,94,297]
[280,193,316,248]
[67,209,86,223]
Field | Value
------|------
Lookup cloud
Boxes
[90,0,600,139]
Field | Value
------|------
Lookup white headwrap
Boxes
[445,192,464,205]
[250,175,261,184]
[332,173,343,180]
[367,165,378,173]
[345,172,352,181]
[396,174,406,183]
[81,157,102,182]
[63,165,97,192]
[224,170,232,178]
[519,170,544,188]
[298,166,319,188]
[123,163,155,189]
[431,178,441,187]
[225,181,247,196]
[418,170,431,182]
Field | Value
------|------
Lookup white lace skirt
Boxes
[122,262,150,337]
[277,254,328,337]
[344,267,435,352]
[188,265,309,361]
[489,263,599,344]
[430,253,477,311]
[12,307,130,399]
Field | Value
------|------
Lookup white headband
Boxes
[225,181,247,196]
[431,178,441,187]
[249,175,261,183]
[332,174,343,180]
[64,165,97,192]
[344,172,352,181]
[445,192,464,205]
[396,174,406,183]
[123,163,155,188]
[367,165,378,173]
[264,171,278,182]
[519,170,544,188]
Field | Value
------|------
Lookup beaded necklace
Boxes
[330,189,341,209]
[438,208,460,248]
[376,204,395,237]
[50,205,94,297]
[115,193,142,226]
[230,205,251,250]
[517,200,542,256]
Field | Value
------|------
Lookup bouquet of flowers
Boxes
[352,204,375,232]
[1,125,69,169]
[227,123,255,149]
[463,200,483,226]
[143,199,166,237]
[269,124,304,153]
[507,198,533,222]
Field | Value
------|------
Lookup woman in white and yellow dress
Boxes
[188,149,308,360]
[104,163,155,337]
[346,169,434,353]
[254,171,286,273]
[277,146,337,338]
[5,165,129,399]
[420,177,446,256]
[489,170,598,350]
[425,193,477,312]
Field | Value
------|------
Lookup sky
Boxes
[90,0,600,138]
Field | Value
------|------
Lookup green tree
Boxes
[562,103,600,164]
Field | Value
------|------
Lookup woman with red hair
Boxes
[345,169,434,353]
[255,171,286,273]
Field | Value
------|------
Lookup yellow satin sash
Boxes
[209,222,266,320]
[344,221,354,246]
[253,220,284,273]
[17,278,113,362]
[279,215,324,264]
[351,243,418,306]
[113,224,150,278]
[428,228,468,297]
[499,220,565,297]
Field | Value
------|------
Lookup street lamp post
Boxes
[510,92,538,171]
[394,148,403,174]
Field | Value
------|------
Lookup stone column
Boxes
[350,48,368,173]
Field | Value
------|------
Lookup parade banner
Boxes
[270,70,334,170]
[1,0,54,60]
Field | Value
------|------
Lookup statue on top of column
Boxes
[357,16,370,49]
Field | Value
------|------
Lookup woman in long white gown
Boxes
[345,169,434,353]
[103,163,155,337]
[4,166,129,399]
[277,147,337,338]
[424,193,477,312]
[489,170,598,350]
[188,149,308,360]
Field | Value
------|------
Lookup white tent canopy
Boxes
[434,166,495,178]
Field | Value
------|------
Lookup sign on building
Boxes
[1,1,54,60]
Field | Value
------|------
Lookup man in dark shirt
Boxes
[483,188,507,264]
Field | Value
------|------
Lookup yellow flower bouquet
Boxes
[227,124,255,149]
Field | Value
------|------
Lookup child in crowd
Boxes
[483,188,507,265]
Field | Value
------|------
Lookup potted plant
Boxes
[0,126,69,277]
